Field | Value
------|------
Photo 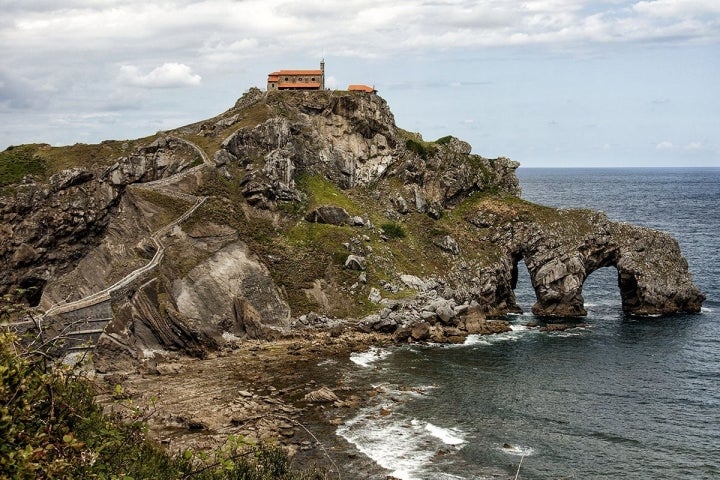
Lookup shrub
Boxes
[435,135,454,145]
[381,222,406,239]
[0,145,47,188]
[404,138,427,159]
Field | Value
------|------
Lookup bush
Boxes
[435,135,454,145]
[381,222,406,239]
[0,145,46,188]
[0,332,326,479]
[404,138,427,159]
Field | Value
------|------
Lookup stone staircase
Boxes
[2,137,211,356]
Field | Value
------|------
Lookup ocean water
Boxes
[337,168,720,479]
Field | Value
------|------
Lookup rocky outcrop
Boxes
[0,136,203,305]
[104,239,292,358]
[0,89,705,364]
[305,205,351,225]
[453,200,705,317]
[218,91,520,210]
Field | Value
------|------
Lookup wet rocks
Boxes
[304,386,340,403]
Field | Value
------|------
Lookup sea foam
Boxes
[349,346,391,367]
[337,391,467,480]
[499,444,536,457]
[424,422,466,446]
[463,323,536,346]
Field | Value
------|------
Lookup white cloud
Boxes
[1,0,718,165]
[656,141,674,150]
[119,63,201,88]
[3,0,718,67]
[633,0,720,17]
[684,141,703,151]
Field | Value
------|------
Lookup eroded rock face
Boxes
[612,223,704,315]
[0,173,120,304]
[172,242,291,336]
[218,91,520,210]
[0,137,203,302]
[105,240,292,358]
[464,205,705,317]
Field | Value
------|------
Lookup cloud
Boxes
[324,76,339,89]
[119,63,201,88]
[2,0,718,159]
[656,141,674,150]
[684,141,703,151]
[3,1,719,68]
[633,0,720,18]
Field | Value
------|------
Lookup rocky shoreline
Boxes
[95,330,394,478]
[93,314,588,479]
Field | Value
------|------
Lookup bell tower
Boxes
[320,58,325,90]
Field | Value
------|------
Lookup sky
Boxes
[1,0,718,167]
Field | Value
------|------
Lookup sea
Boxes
[333,168,720,479]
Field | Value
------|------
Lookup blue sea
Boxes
[336,168,720,479]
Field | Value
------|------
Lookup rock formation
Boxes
[0,88,704,362]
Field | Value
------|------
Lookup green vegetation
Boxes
[0,331,325,480]
[295,174,358,213]
[0,145,47,189]
[435,135,454,145]
[380,222,406,239]
[1,138,158,192]
[38,139,154,175]
[183,101,271,157]
[404,138,437,160]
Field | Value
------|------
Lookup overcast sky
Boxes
[1,0,718,167]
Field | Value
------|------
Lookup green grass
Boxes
[1,137,159,192]
[380,222,406,239]
[0,144,47,188]
[39,137,157,175]
[182,101,272,158]
[295,174,360,213]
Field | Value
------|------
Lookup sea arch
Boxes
[507,221,703,317]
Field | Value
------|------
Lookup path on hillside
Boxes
[3,136,214,353]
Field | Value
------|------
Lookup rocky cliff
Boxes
[0,88,705,362]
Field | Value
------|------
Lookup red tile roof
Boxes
[348,84,376,93]
[270,70,322,76]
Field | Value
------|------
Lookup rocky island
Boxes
[0,88,705,473]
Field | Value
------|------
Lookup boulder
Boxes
[344,254,366,271]
[305,206,352,226]
[433,235,460,255]
[304,386,339,403]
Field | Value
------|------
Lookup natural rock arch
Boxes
[505,219,704,317]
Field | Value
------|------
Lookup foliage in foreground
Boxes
[0,332,325,480]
